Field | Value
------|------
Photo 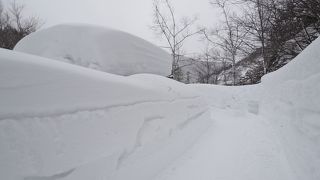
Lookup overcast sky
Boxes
[10,0,221,54]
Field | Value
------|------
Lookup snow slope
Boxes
[14,24,172,76]
[152,37,320,180]
[2,26,319,180]
[260,37,320,180]
[0,48,210,180]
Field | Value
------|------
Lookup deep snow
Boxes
[14,24,172,76]
[260,36,320,180]
[1,25,320,180]
[154,37,320,180]
[0,48,210,180]
[154,106,295,180]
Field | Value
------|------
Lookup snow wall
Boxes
[260,37,320,180]
[192,37,320,180]
[0,49,210,180]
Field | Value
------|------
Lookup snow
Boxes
[259,37,320,180]
[156,84,295,180]
[1,26,320,180]
[153,37,320,180]
[262,36,320,85]
[154,106,295,180]
[14,24,172,76]
[0,48,210,180]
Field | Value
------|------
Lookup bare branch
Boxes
[151,0,199,80]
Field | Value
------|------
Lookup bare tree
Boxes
[9,0,40,35]
[193,47,220,84]
[0,0,3,15]
[151,0,200,80]
[202,0,247,85]
[0,0,41,49]
[237,0,273,74]
[0,0,10,32]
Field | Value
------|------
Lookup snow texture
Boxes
[14,24,172,76]
[154,37,320,180]
[0,48,210,180]
[260,36,320,180]
[1,25,320,180]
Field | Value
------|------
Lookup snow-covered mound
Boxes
[0,48,210,180]
[262,37,320,85]
[173,37,320,180]
[260,37,320,180]
[14,24,172,76]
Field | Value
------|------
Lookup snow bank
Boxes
[260,37,320,180]
[0,48,210,180]
[14,24,172,76]
[185,37,320,180]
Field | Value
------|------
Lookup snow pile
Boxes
[14,24,172,76]
[260,37,320,180]
[170,37,320,180]
[0,49,210,180]
[193,37,320,180]
[2,24,320,180]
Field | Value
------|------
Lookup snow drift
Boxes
[260,37,320,180]
[2,24,320,180]
[14,24,172,76]
[190,37,320,180]
[0,48,210,180]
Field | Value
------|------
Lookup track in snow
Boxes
[154,106,296,180]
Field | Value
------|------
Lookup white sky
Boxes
[6,0,221,54]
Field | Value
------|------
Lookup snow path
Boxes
[154,106,296,180]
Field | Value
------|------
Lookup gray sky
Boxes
[10,0,221,54]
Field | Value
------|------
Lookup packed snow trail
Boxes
[154,106,296,180]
